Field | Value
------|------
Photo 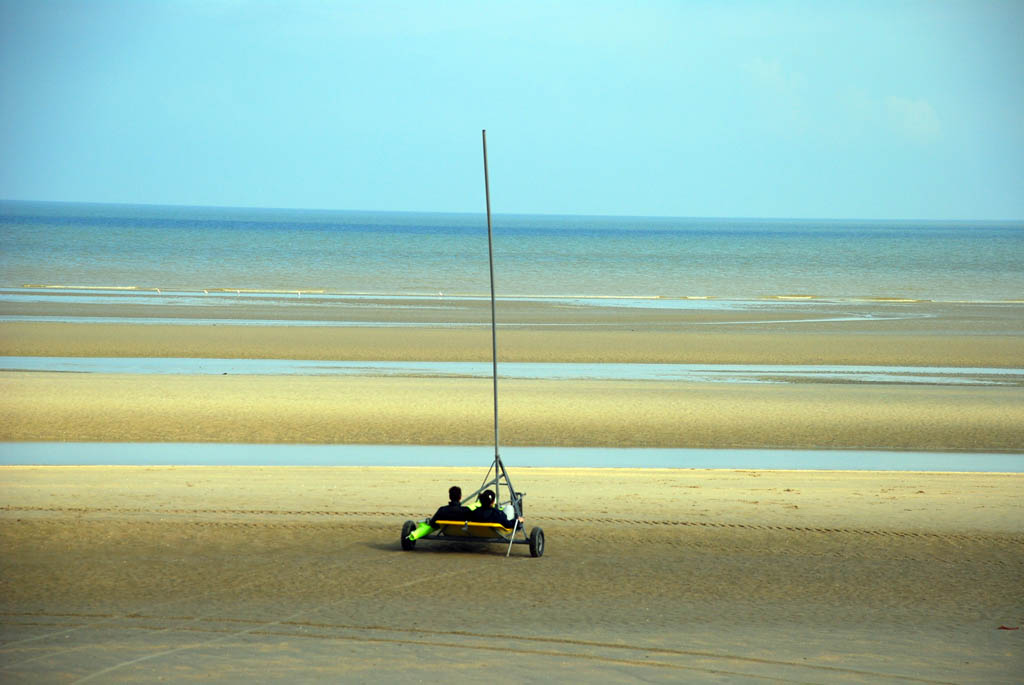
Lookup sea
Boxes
[1,200,1022,301]
[1,200,1022,470]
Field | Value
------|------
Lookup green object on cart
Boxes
[408,521,433,541]
[407,496,484,541]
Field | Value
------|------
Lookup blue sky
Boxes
[1,1,1022,220]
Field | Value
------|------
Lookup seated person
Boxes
[468,489,524,529]
[407,485,472,542]
[429,486,472,526]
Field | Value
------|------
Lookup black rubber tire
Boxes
[529,527,545,557]
[401,520,416,550]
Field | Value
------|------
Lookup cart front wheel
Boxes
[401,520,416,550]
[529,526,545,557]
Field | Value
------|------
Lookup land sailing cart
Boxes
[400,131,545,558]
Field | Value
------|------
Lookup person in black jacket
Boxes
[429,486,472,526]
[406,486,472,542]
[468,489,524,529]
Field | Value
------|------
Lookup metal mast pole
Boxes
[482,130,500,477]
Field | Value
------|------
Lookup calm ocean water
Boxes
[2,443,1020,472]
[2,200,1022,301]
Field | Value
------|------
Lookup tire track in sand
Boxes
[0,611,959,684]
[3,505,1017,544]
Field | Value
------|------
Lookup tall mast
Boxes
[482,129,500,463]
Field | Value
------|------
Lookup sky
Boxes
[1,0,1022,220]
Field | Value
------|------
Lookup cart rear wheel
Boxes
[529,527,545,557]
[401,520,416,550]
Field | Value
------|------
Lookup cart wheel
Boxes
[529,527,545,557]
[401,520,416,550]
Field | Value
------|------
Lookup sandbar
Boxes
[1,298,1022,450]
[2,298,1023,364]
[2,313,1023,366]
[2,372,1023,450]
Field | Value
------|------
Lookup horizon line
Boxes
[1,196,1022,225]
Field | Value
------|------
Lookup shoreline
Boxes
[3,443,1022,471]
[8,284,1024,304]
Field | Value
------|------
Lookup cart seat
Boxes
[433,520,514,538]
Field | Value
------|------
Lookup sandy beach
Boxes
[2,296,1023,450]
[1,466,1021,683]
[1,297,1022,681]
[3,372,1024,450]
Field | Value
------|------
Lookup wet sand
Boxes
[3,299,1024,366]
[3,373,1024,450]
[1,466,1021,683]
[1,298,1023,681]
[2,298,1023,450]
